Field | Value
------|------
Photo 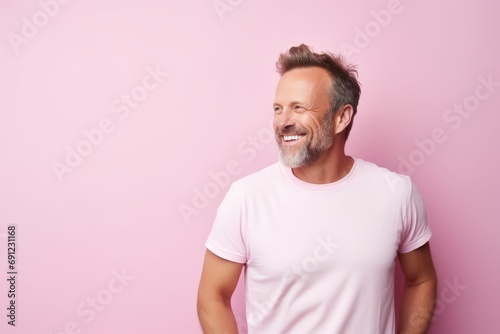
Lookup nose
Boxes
[273,107,295,130]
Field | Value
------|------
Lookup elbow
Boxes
[197,288,231,318]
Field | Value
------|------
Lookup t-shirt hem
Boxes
[398,230,432,253]
[206,238,247,263]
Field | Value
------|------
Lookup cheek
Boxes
[272,118,279,132]
[300,115,322,134]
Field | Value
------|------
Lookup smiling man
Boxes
[197,44,437,334]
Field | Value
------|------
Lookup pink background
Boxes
[1,0,499,333]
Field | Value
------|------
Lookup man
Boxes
[197,44,437,333]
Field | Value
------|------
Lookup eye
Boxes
[273,106,283,113]
[294,105,306,112]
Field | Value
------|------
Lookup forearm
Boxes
[398,279,437,334]
[198,298,238,334]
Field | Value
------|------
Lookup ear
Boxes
[334,104,354,135]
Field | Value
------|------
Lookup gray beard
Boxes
[278,116,334,168]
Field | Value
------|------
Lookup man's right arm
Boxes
[197,249,245,334]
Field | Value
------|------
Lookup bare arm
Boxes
[197,249,245,334]
[397,242,437,334]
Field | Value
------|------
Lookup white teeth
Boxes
[284,135,303,142]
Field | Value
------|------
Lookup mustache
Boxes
[276,125,307,136]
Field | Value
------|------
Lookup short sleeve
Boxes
[398,182,432,253]
[205,185,247,263]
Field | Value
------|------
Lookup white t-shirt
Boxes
[206,158,432,334]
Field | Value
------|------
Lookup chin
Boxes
[280,159,302,168]
[279,152,308,168]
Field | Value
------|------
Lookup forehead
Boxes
[274,67,332,103]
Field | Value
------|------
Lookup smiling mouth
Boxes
[283,135,305,142]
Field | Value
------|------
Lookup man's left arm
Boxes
[397,241,437,334]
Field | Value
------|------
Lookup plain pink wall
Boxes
[1,0,499,333]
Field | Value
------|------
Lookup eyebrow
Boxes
[273,101,304,106]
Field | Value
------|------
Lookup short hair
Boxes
[276,44,361,140]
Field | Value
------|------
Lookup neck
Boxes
[291,141,354,184]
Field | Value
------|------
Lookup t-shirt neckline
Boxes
[280,158,361,191]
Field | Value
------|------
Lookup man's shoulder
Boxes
[231,161,282,190]
[357,158,412,194]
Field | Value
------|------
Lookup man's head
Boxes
[273,44,361,168]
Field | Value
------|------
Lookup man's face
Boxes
[273,67,335,168]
